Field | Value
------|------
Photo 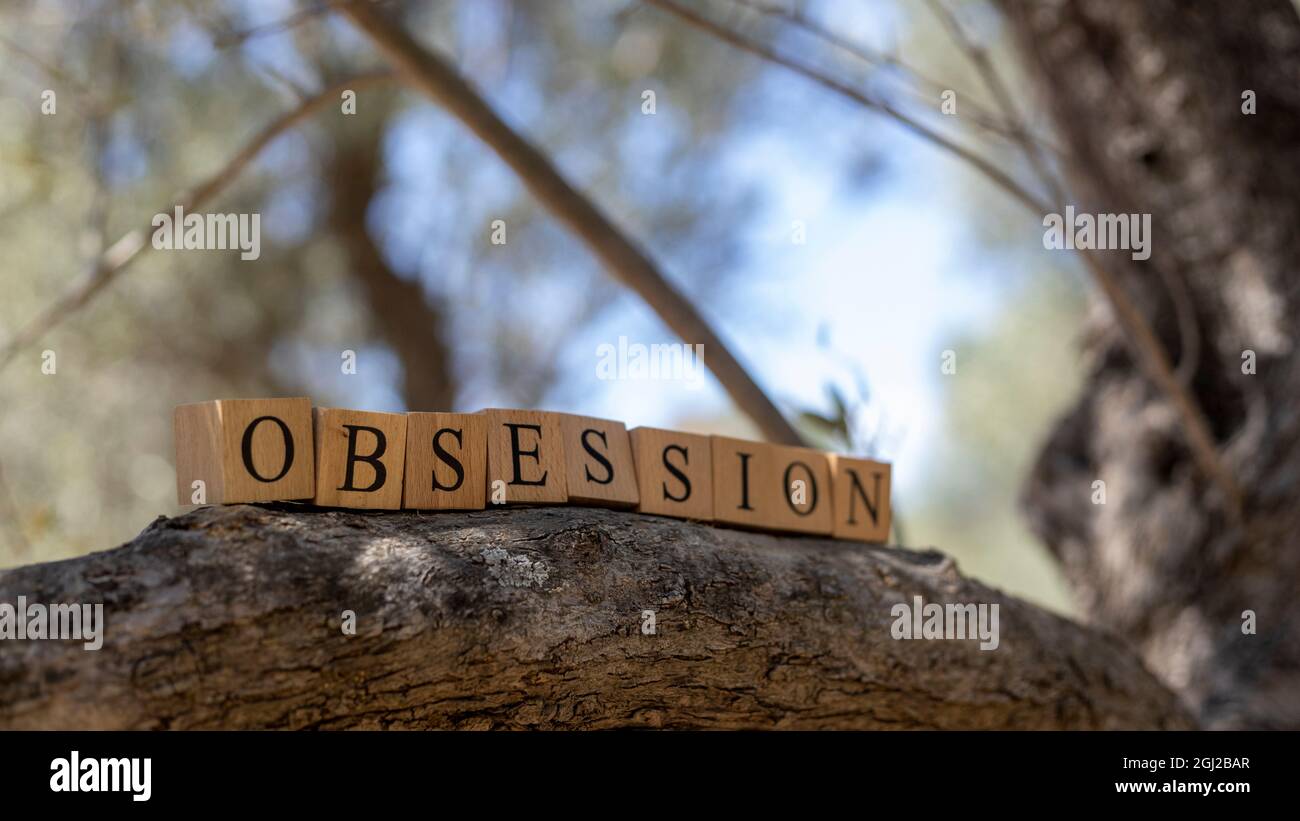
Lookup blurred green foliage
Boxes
[2,0,1086,625]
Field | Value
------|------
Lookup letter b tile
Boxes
[312,407,408,509]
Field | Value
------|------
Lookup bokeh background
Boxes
[0,0,1086,614]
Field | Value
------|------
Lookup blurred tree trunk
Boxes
[998,0,1300,728]
[327,95,457,411]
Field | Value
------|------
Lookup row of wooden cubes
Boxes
[174,398,891,542]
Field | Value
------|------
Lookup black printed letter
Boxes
[581,429,614,485]
[662,444,691,502]
[338,425,387,492]
[432,427,465,492]
[506,423,547,486]
[241,416,294,483]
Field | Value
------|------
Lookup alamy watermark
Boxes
[1043,205,1151,261]
[0,596,103,650]
[50,751,150,802]
[151,205,261,260]
[890,595,999,651]
[596,336,704,387]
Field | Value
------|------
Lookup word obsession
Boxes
[174,398,890,543]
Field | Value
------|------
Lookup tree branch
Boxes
[924,0,1203,393]
[0,504,1194,729]
[644,0,1241,515]
[327,102,458,411]
[922,0,1066,205]
[732,0,1065,156]
[338,1,806,446]
[0,71,394,374]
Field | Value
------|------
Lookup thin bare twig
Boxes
[924,0,1202,389]
[0,456,31,558]
[646,0,1051,214]
[339,1,806,446]
[0,72,394,373]
[211,0,405,49]
[733,0,1064,156]
[922,0,1065,204]
[212,2,334,49]
[0,34,108,116]
[645,0,1241,514]
[248,58,315,104]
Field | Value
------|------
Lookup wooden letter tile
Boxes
[710,435,780,530]
[766,444,834,536]
[828,454,891,543]
[312,407,408,509]
[483,409,568,504]
[403,412,488,510]
[559,414,639,508]
[628,427,712,521]
[174,397,315,505]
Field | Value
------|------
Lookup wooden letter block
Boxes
[710,435,780,530]
[403,412,488,511]
[628,427,712,521]
[174,397,315,505]
[766,444,834,536]
[559,414,639,508]
[312,407,408,510]
[483,409,568,504]
[828,454,892,543]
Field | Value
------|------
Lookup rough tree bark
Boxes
[997,0,1300,728]
[0,505,1189,729]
